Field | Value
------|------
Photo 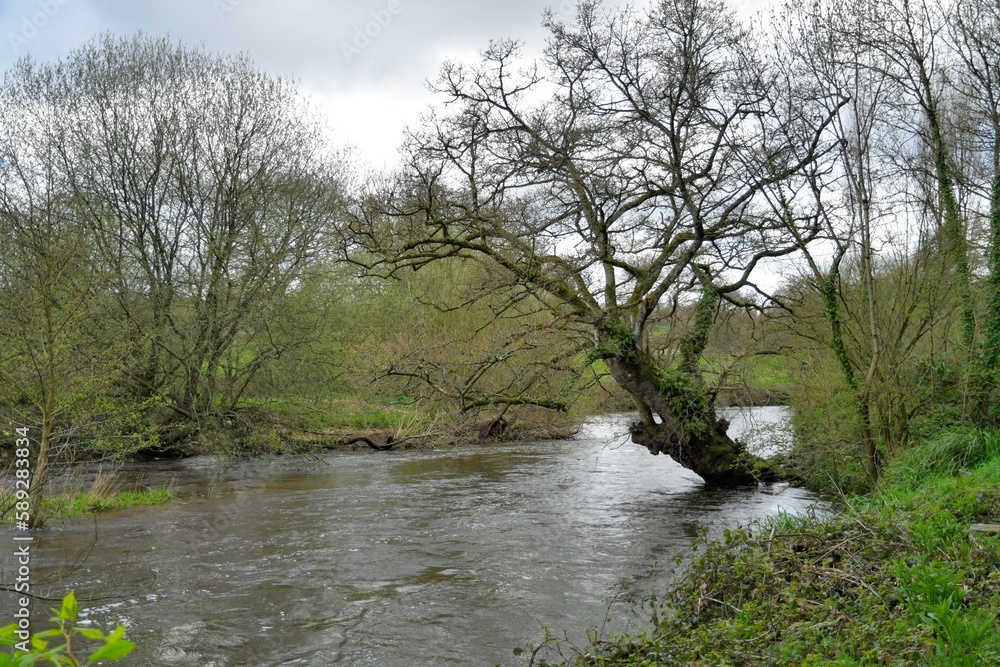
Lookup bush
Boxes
[0,592,135,665]
[786,355,869,494]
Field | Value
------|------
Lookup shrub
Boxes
[0,592,134,666]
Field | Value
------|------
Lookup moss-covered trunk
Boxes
[593,272,768,487]
[603,352,762,488]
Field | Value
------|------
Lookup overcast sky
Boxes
[0,0,769,170]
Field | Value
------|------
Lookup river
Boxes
[3,408,820,666]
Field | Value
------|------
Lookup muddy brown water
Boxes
[2,409,820,666]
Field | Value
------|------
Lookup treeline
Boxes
[0,35,593,525]
[0,35,342,520]
[342,0,1000,486]
[690,0,1000,491]
[3,0,1000,502]
[762,0,1000,491]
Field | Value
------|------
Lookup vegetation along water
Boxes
[4,0,1000,663]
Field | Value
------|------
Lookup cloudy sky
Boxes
[0,0,768,169]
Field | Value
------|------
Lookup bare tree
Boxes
[769,0,941,478]
[877,0,977,351]
[354,260,586,433]
[948,0,1000,420]
[350,0,843,485]
[0,98,139,526]
[3,34,345,434]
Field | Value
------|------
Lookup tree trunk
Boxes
[27,391,54,529]
[976,174,1000,424]
[605,356,761,487]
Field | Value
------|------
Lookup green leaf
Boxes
[87,639,135,662]
[32,630,61,639]
[29,635,47,651]
[58,593,78,624]
[38,646,69,662]
[75,628,105,641]
[104,626,125,644]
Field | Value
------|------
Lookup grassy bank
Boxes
[704,354,792,406]
[541,429,1000,666]
[36,488,173,520]
[2,482,173,525]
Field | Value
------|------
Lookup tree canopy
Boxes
[349,0,844,484]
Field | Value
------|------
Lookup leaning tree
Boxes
[350,0,843,485]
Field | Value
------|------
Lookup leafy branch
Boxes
[0,592,134,666]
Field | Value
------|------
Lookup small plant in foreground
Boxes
[0,592,134,666]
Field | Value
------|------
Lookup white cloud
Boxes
[0,0,778,168]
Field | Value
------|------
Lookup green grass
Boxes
[738,354,792,392]
[239,395,427,433]
[308,396,425,431]
[37,488,173,520]
[536,428,1000,666]
[700,353,792,405]
[880,428,1000,491]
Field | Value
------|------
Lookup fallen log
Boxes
[338,436,396,451]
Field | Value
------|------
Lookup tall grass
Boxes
[881,428,1000,491]
[2,466,173,524]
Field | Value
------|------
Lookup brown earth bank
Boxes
[280,418,581,453]
[128,405,583,461]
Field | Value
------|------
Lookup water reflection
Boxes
[2,411,821,666]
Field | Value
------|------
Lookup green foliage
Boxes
[248,395,427,433]
[818,266,857,392]
[977,179,1000,427]
[651,366,712,438]
[43,489,172,520]
[2,489,172,524]
[784,354,869,493]
[537,431,1000,666]
[891,559,994,665]
[702,353,792,405]
[0,592,135,665]
[680,273,718,375]
[894,356,970,440]
[881,428,1000,491]
[586,319,639,366]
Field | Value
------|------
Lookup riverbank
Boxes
[161,397,584,457]
[542,428,1000,666]
[1,487,172,524]
[146,375,790,459]
[3,414,818,666]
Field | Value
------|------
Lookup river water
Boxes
[3,408,819,666]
